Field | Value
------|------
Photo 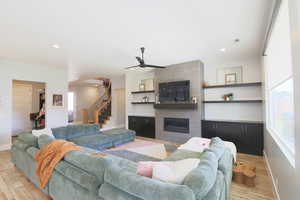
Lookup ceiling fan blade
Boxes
[125,65,141,69]
[144,64,166,69]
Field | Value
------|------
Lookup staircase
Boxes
[82,78,112,128]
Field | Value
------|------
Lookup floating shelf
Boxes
[202,119,263,125]
[131,90,155,94]
[154,103,198,109]
[203,100,263,103]
[203,82,262,89]
[131,102,155,104]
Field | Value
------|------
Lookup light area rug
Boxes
[104,139,177,162]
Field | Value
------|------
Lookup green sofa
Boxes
[11,125,233,200]
[51,124,136,150]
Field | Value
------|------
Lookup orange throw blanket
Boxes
[35,139,82,188]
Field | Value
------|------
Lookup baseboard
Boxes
[0,143,12,151]
[264,150,281,200]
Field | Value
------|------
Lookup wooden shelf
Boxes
[202,119,263,125]
[154,103,197,109]
[131,90,155,94]
[203,100,263,103]
[203,82,262,89]
[131,102,155,104]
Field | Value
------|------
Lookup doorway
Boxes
[12,80,46,137]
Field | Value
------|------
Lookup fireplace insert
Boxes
[164,118,189,134]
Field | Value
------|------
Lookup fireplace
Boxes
[164,118,189,134]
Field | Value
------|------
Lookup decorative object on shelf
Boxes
[222,93,234,101]
[139,83,145,91]
[155,95,160,104]
[191,96,198,104]
[225,73,237,84]
[141,79,154,91]
[217,66,243,85]
[52,94,63,107]
[202,82,209,87]
[142,96,149,102]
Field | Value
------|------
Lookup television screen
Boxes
[159,80,190,102]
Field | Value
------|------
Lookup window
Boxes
[269,78,295,152]
[264,0,295,165]
[68,92,74,111]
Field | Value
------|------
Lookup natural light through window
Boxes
[270,78,295,152]
[264,0,295,165]
[68,92,74,111]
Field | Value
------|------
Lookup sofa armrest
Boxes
[104,164,195,200]
[18,133,38,147]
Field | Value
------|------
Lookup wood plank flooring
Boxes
[0,138,275,200]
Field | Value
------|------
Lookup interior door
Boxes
[12,84,33,136]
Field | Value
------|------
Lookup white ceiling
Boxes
[0,0,273,80]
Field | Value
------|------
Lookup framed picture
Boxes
[217,66,243,84]
[225,73,237,84]
[53,94,63,107]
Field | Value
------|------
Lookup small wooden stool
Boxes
[233,162,256,187]
[243,170,256,187]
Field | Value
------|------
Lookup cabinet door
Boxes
[128,116,155,138]
[243,124,264,155]
[215,122,244,151]
[202,121,217,138]
[141,117,155,138]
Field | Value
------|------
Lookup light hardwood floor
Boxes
[0,139,275,200]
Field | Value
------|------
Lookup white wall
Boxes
[102,75,126,130]
[204,58,263,121]
[69,85,103,122]
[0,60,68,150]
[125,70,156,128]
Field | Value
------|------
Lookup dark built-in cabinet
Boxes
[202,120,264,155]
[128,116,155,138]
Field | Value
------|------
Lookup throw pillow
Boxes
[32,128,54,138]
[152,158,200,184]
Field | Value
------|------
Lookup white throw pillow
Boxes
[152,158,200,184]
[32,128,54,138]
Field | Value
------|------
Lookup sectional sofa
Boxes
[11,124,233,200]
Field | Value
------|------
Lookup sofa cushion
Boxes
[102,128,135,145]
[99,183,143,200]
[203,170,226,200]
[38,134,55,149]
[18,133,38,147]
[52,126,68,139]
[26,147,39,158]
[183,151,218,200]
[64,151,111,184]
[68,134,113,150]
[13,140,31,151]
[104,164,196,200]
[67,124,100,140]
[209,137,226,160]
[55,160,101,192]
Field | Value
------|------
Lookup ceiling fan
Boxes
[126,47,166,70]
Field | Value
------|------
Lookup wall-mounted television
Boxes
[159,80,190,102]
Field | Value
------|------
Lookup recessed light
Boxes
[52,44,60,49]
[220,48,226,52]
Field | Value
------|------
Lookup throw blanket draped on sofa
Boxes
[35,139,82,188]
